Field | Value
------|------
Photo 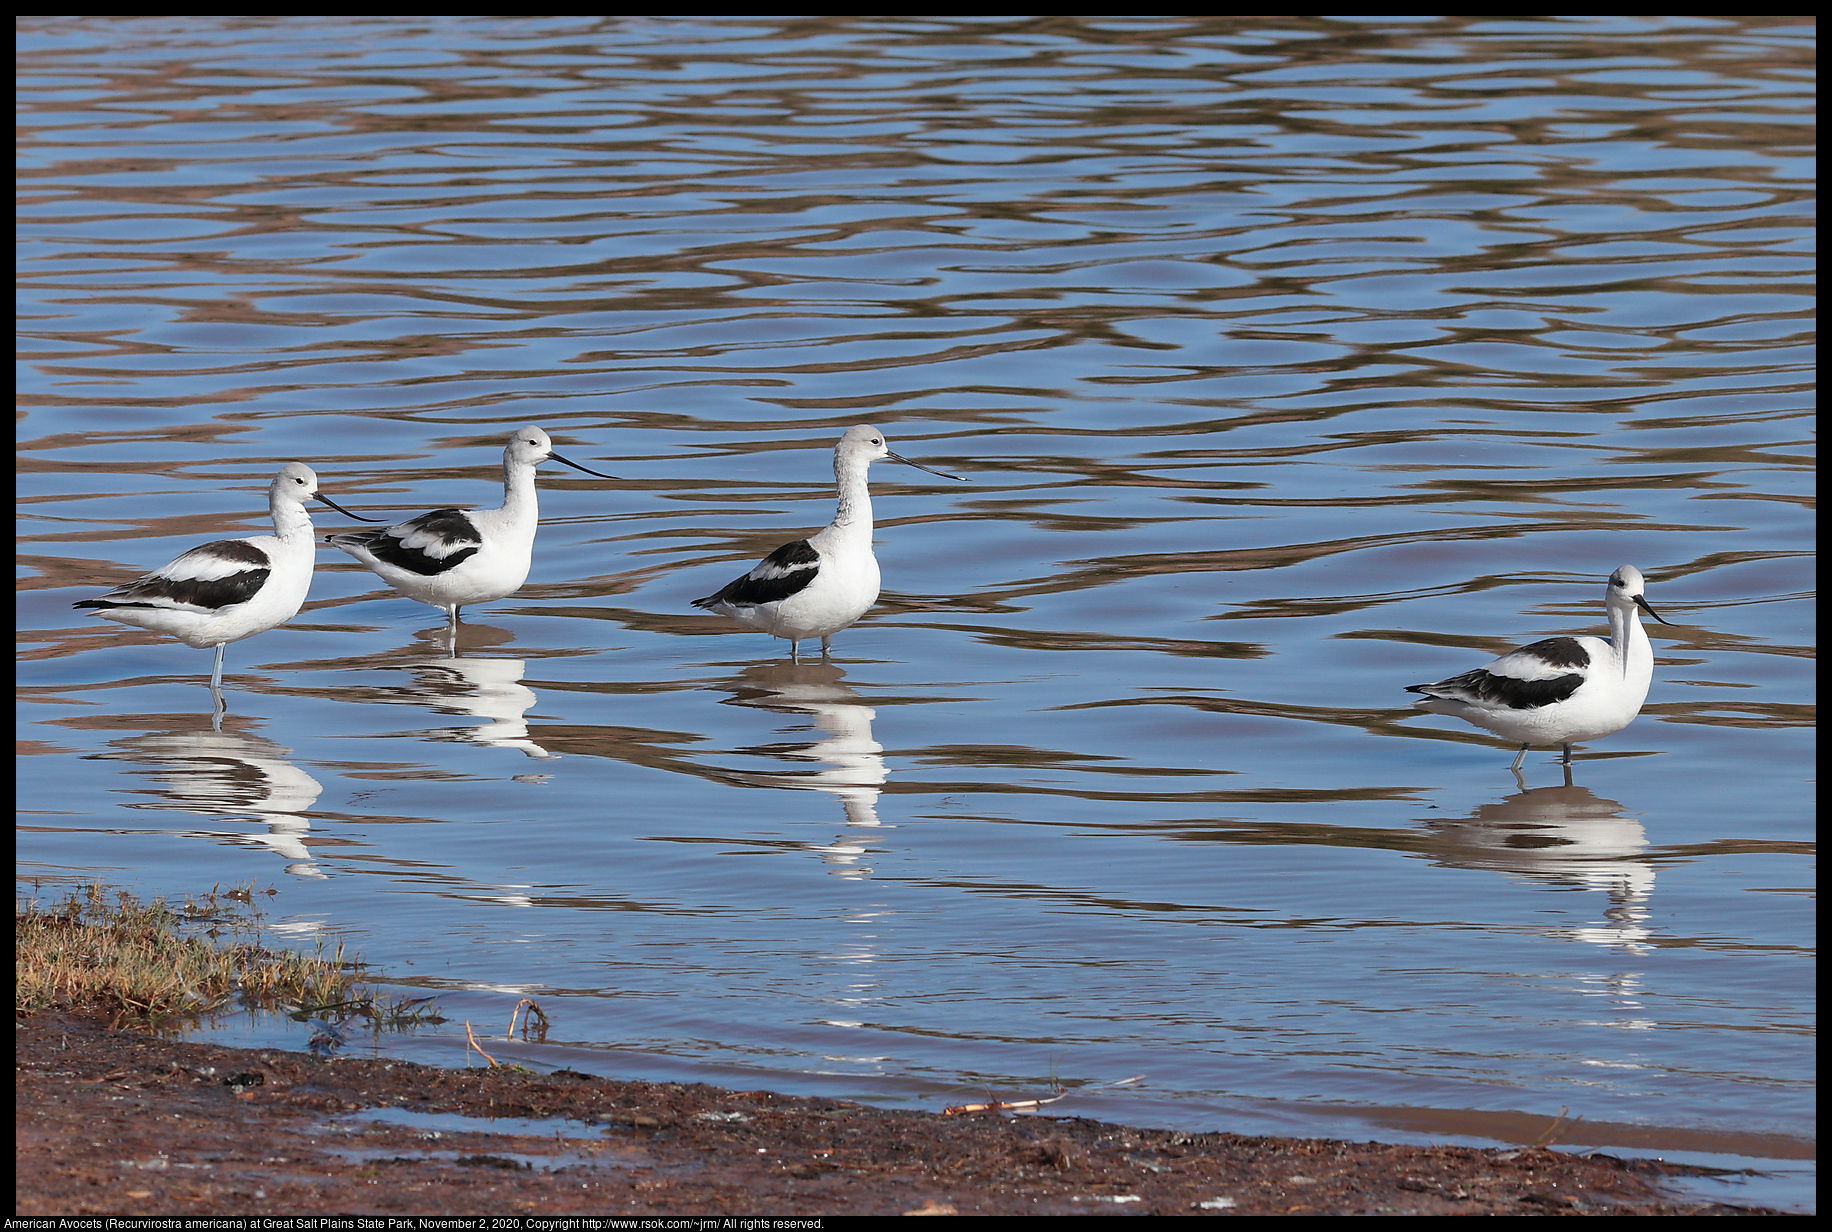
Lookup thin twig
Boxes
[945,1093,1067,1115]
[1534,1106,1581,1147]
[464,1019,498,1067]
[944,1072,1143,1115]
[507,998,533,1040]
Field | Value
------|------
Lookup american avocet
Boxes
[328,425,617,633]
[691,425,964,662]
[74,462,375,697]
[1407,565,1672,769]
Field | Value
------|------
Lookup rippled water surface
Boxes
[17,15,1815,1200]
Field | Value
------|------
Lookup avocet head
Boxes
[272,462,377,521]
[1607,565,1670,624]
[836,424,964,482]
[506,424,619,480]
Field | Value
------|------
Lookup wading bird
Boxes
[329,425,617,633]
[692,425,963,661]
[1407,565,1672,769]
[75,462,375,698]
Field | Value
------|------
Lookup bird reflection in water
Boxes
[1418,767,1654,954]
[718,661,893,1042]
[97,717,327,879]
[377,622,559,765]
[721,661,887,877]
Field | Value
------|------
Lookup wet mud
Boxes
[16,1013,1785,1216]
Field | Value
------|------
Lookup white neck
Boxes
[499,453,539,520]
[1608,601,1645,679]
[829,457,873,531]
[269,493,315,544]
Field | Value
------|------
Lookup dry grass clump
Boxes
[15,883,401,1027]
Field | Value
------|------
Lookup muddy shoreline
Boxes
[16,1013,1792,1216]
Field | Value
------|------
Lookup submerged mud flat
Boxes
[15,1014,1783,1217]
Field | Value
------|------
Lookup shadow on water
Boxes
[60,714,329,880]
[354,624,562,765]
[303,621,580,766]
[395,655,560,763]
[720,661,888,874]
[35,626,581,884]
[1415,768,1654,952]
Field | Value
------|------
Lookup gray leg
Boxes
[209,644,228,721]
[789,639,799,664]
[1561,744,1573,764]
[1510,743,1528,771]
[447,605,461,632]
[821,635,832,658]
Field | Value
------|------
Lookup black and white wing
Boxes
[74,539,271,615]
[693,539,820,610]
[331,508,482,576]
[1407,636,1590,711]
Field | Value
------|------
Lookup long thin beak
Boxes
[316,491,383,522]
[1635,594,1671,625]
[548,451,620,480]
[886,450,966,482]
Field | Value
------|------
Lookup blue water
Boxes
[17,15,1814,1206]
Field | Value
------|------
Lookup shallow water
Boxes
[17,15,1814,1201]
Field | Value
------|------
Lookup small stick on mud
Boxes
[946,1073,1144,1115]
[507,997,549,1042]
[1535,1105,1581,1147]
[464,1020,498,1068]
[945,1093,1067,1115]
